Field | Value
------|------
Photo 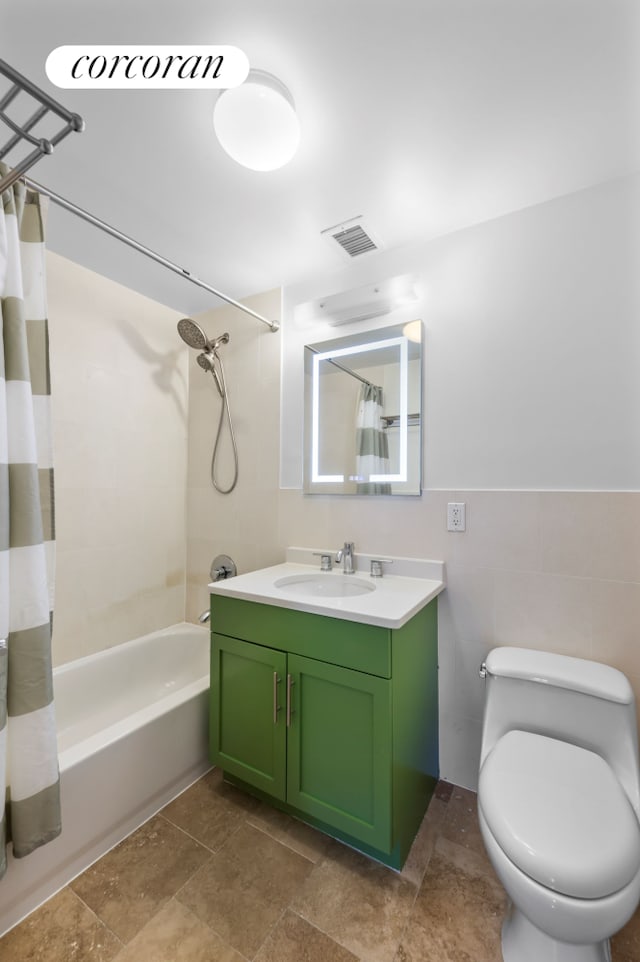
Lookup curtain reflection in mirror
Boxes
[355,384,392,494]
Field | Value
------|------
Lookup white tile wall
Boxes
[278,487,640,790]
[185,288,284,622]
[47,252,187,666]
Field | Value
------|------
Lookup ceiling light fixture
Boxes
[213,68,300,172]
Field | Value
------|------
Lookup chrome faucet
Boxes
[336,541,355,574]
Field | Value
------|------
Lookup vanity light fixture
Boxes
[213,68,300,171]
[297,274,420,329]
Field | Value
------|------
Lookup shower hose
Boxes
[210,351,239,494]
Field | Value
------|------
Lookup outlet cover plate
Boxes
[447,502,466,532]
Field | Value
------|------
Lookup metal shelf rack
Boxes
[0,58,84,193]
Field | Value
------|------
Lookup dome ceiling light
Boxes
[213,68,300,172]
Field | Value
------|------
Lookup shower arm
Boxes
[21,175,280,333]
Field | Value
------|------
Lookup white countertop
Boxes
[208,552,445,629]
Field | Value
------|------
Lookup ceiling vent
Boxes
[321,216,381,259]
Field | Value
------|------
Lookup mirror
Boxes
[303,321,422,495]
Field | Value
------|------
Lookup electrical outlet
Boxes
[447,502,466,532]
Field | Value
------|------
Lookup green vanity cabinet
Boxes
[209,593,439,869]
[213,633,288,799]
[286,652,392,851]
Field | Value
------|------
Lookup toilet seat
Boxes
[479,730,640,899]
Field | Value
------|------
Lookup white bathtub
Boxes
[0,622,211,937]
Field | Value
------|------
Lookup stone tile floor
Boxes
[1,772,638,962]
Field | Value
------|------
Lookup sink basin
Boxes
[274,574,376,598]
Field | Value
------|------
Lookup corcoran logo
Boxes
[46,45,249,89]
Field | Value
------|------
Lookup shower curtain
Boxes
[0,166,60,879]
[355,382,392,495]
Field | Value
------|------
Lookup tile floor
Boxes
[1,771,639,962]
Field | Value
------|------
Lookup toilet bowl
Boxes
[478,648,640,962]
[480,805,640,962]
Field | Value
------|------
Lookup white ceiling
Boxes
[3,0,639,316]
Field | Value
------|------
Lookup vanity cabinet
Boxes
[209,594,438,869]
[212,634,288,799]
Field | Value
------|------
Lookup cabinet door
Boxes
[286,653,392,852]
[211,633,287,800]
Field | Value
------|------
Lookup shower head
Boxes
[177,317,208,350]
[178,319,230,355]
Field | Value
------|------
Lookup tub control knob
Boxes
[210,553,237,582]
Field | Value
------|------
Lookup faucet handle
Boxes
[313,552,333,571]
[370,558,393,578]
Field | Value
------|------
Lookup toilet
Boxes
[477,647,640,962]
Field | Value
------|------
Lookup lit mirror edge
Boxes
[303,320,423,497]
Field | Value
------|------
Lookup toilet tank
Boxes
[480,647,640,815]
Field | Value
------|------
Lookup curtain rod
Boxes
[22,175,279,332]
[307,345,378,389]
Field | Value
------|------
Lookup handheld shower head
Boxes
[196,351,214,372]
[177,317,208,350]
[197,351,224,396]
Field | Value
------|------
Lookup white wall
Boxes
[48,256,281,665]
[425,175,640,489]
[185,289,283,622]
[279,174,640,790]
[282,173,640,490]
[48,252,187,666]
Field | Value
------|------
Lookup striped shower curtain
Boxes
[355,383,392,495]
[0,166,60,878]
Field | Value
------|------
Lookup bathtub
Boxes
[0,622,211,937]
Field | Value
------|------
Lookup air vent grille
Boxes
[321,217,381,259]
[332,224,378,257]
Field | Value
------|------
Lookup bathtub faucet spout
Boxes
[198,610,210,624]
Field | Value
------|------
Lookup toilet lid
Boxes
[479,730,640,899]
